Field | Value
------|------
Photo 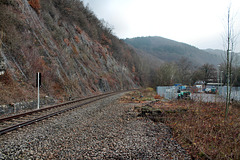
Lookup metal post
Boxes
[37,72,40,109]
[221,71,223,87]
[221,71,223,96]
[217,65,220,90]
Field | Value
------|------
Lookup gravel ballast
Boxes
[0,93,191,159]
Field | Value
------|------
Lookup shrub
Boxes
[154,95,161,99]
[0,70,13,85]
[101,34,112,45]
[71,44,78,55]
[132,66,136,73]
[101,51,107,61]
[28,0,41,14]
[74,35,80,43]
[146,87,154,92]
[75,25,83,34]
[64,38,70,46]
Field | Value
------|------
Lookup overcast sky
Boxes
[82,0,240,51]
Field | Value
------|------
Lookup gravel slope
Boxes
[0,93,191,159]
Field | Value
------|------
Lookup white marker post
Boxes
[37,72,41,109]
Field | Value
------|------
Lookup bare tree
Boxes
[176,57,193,85]
[224,6,239,119]
[155,62,178,86]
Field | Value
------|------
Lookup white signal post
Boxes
[37,72,40,109]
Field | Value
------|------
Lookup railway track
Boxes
[0,91,126,135]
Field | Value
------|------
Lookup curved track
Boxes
[0,91,126,135]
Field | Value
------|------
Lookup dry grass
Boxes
[158,100,240,160]
[121,89,240,159]
[120,88,157,103]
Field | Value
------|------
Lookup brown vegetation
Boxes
[64,38,70,46]
[101,34,112,46]
[28,0,41,14]
[101,51,107,61]
[74,36,80,43]
[0,71,34,104]
[75,25,83,34]
[160,101,240,159]
[71,44,78,55]
[121,89,240,159]
[0,71,13,85]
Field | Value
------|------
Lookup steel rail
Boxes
[0,92,119,135]
[0,91,115,123]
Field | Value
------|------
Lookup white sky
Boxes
[83,0,240,52]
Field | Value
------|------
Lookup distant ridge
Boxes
[124,36,223,66]
[204,49,225,55]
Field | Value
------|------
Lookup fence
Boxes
[218,86,240,101]
[156,86,177,100]
[157,86,240,101]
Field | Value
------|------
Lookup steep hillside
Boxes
[124,36,223,66]
[0,0,139,104]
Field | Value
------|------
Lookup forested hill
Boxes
[124,36,223,66]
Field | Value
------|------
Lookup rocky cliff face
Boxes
[0,0,138,104]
